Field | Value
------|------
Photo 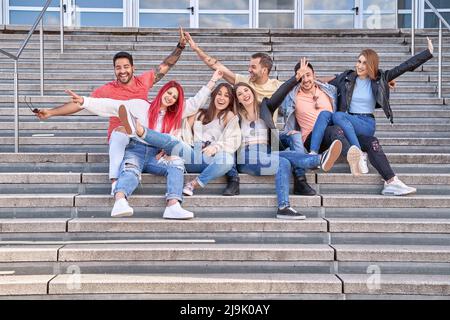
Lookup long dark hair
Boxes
[197,83,235,125]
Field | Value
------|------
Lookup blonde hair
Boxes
[359,48,396,89]
[359,49,379,80]
[234,82,259,121]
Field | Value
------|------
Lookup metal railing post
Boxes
[411,0,416,56]
[40,19,44,96]
[438,20,442,98]
[14,60,19,153]
[60,0,64,53]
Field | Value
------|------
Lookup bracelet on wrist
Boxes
[177,42,185,50]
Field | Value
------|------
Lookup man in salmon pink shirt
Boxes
[38,28,188,193]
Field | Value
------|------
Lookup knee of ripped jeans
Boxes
[166,156,185,171]
[123,162,142,179]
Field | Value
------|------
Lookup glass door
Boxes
[138,0,192,28]
[360,0,397,28]
[69,0,126,27]
[302,0,358,28]
[197,0,250,28]
[7,0,61,25]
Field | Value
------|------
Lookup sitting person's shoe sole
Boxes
[118,105,136,136]
[347,145,362,176]
[321,140,342,172]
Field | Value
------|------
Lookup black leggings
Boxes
[304,125,395,181]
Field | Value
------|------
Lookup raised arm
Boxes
[153,27,187,84]
[264,58,308,113]
[183,70,224,118]
[385,37,434,82]
[35,89,83,120]
[185,32,236,85]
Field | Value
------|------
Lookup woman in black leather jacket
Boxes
[310,37,434,176]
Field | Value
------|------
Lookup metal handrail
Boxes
[0,0,65,153]
[414,0,450,99]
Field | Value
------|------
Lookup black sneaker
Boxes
[320,140,342,172]
[276,206,306,220]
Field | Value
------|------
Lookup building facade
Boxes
[1,0,449,29]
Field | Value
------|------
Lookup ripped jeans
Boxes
[114,139,185,202]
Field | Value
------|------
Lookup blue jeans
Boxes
[114,140,184,201]
[310,110,334,153]
[279,131,306,177]
[139,127,193,158]
[184,142,235,187]
[237,144,320,208]
[332,112,376,148]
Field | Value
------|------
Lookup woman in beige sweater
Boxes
[181,82,241,196]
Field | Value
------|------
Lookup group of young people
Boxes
[35,28,435,220]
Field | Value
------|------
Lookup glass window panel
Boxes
[199,0,249,10]
[363,0,396,11]
[424,12,450,28]
[259,13,294,28]
[9,11,59,25]
[139,0,189,10]
[304,14,354,28]
[398,13,411,28]
[139,13,189,28]
[9,0,59,6]
[398,0,412,10]
[363,14,396,28]
[304,0,354,11]
[259,0,294,10]
[429,0,450,9]
[75,0,123,8]
[199,14,249,28]
[78,12,123,27]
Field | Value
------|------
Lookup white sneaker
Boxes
[118,104,137,136]
[382,176,417,196]
[182,181,195,196]
[360,152,369,174]
[163,202,194,220]
[110,180,117,196]
[111,198,134,217]
[347,145,362,176]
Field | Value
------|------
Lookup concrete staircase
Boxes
[0,26,450,299]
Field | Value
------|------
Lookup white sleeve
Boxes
[182,86,211,119]
[82,97,149,124]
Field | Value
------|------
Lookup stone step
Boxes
[339,274,450,296]
[47,273,342,295]
[0,275,54,296]
[57,243,334,262]
[0,245,62,262]
[74,195,322,208]
[0,218,68,233]
[0,217,325,233]
[322,195,450,208]
[327,218,450,233]
[0,194,75,208]
[317,173,450,185]
[2,194,445,210]
[334,245,450,262]
[0,172,445,187]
